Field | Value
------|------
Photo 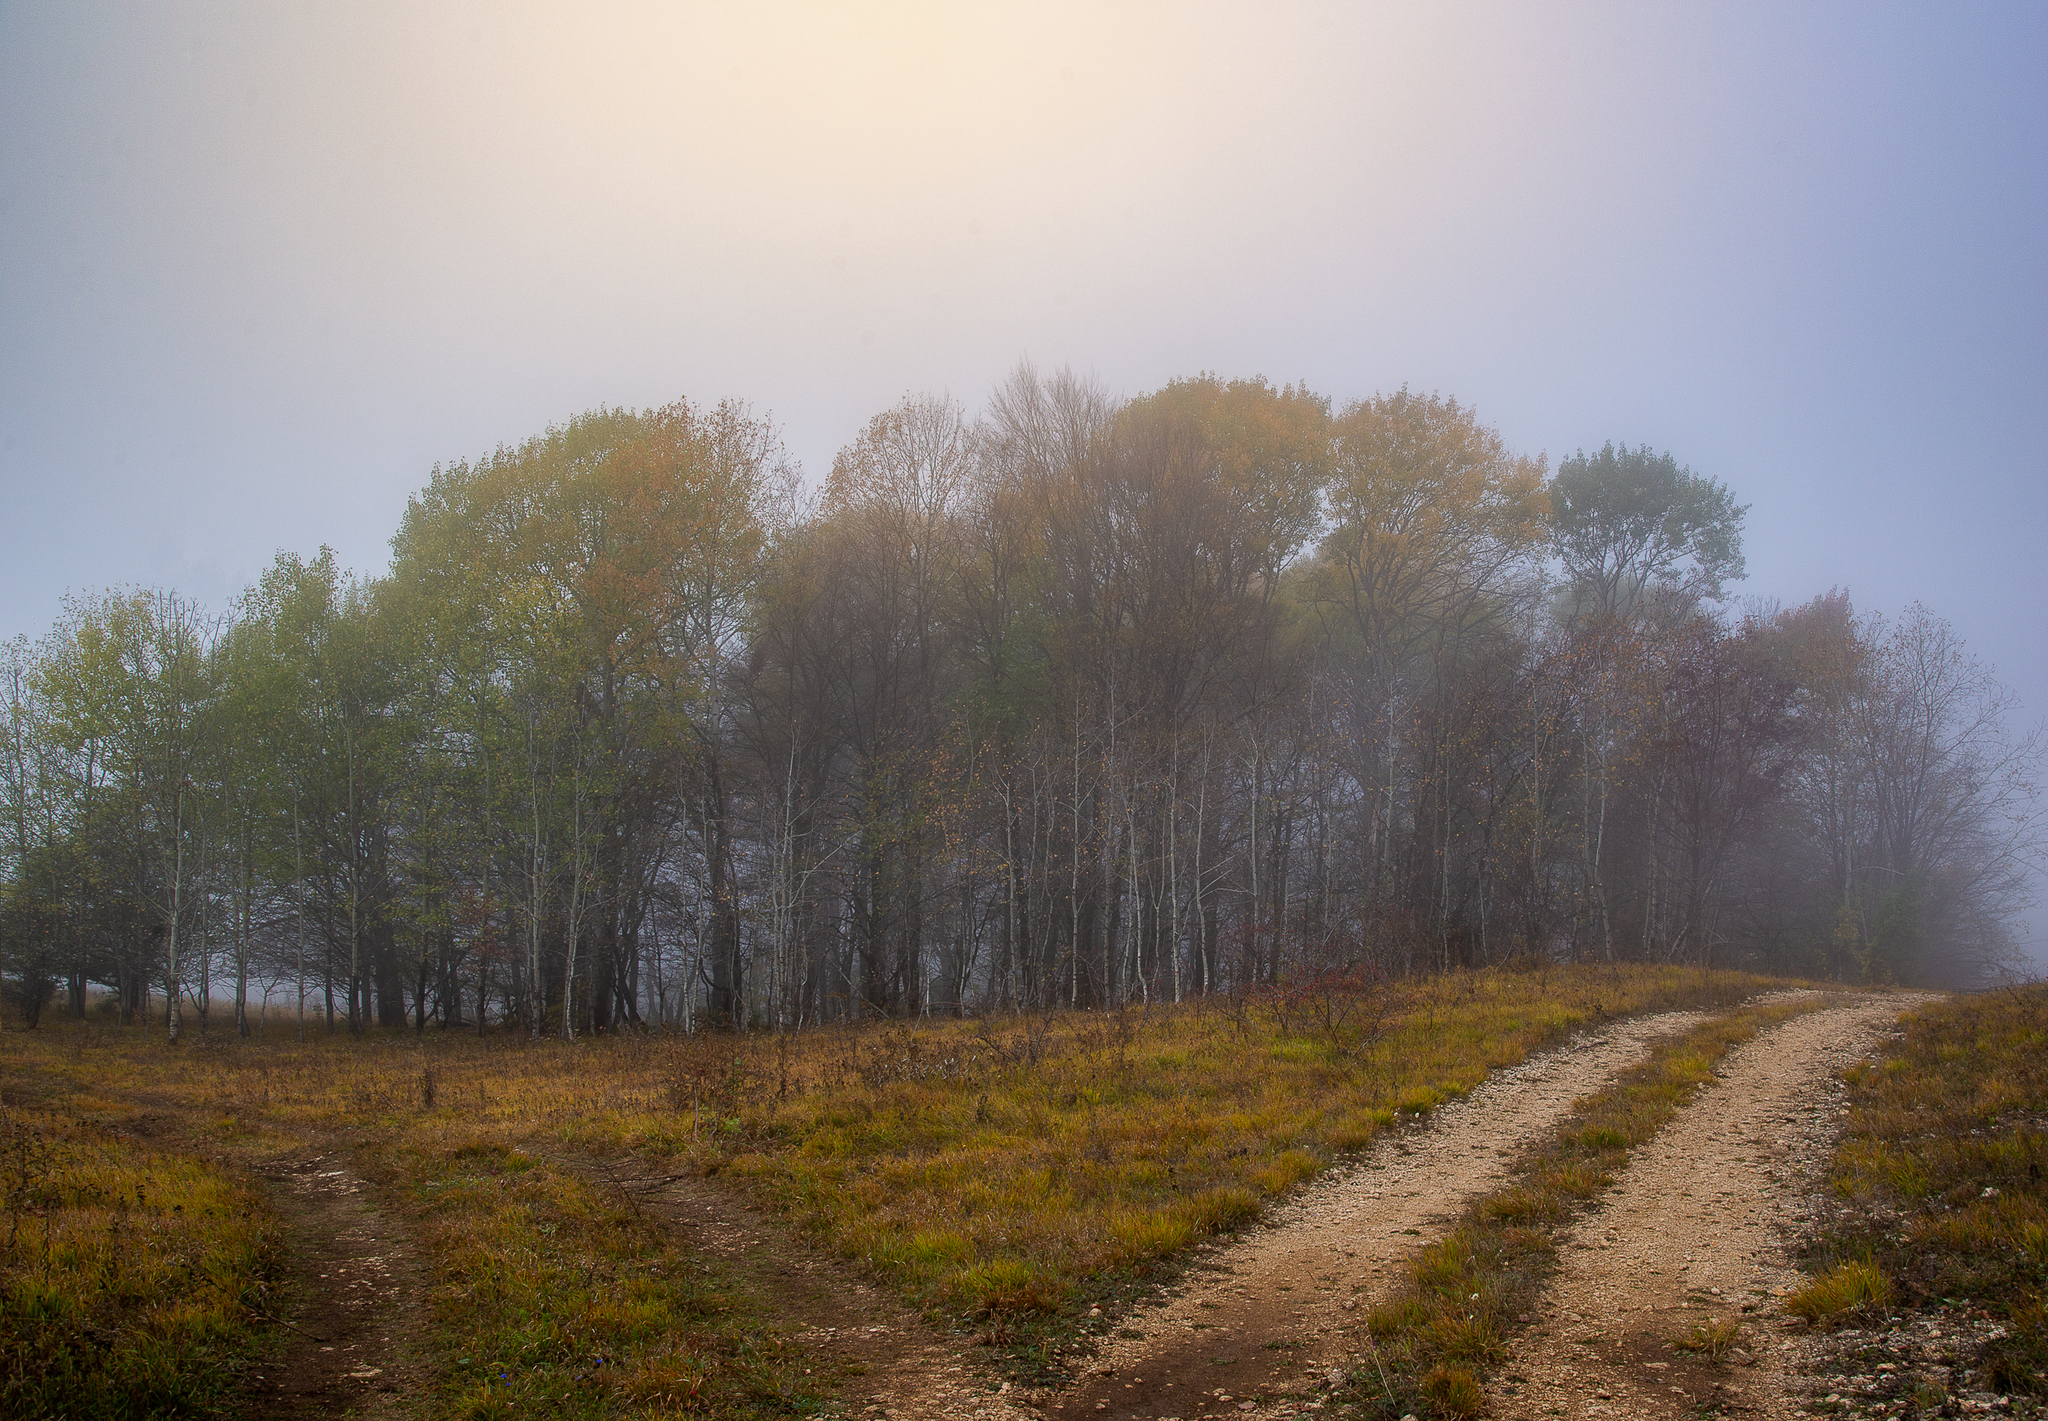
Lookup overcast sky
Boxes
[3,2,2043,947]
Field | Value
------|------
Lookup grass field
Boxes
[1798,984,2048,1395]
[0,1096,281,1419]
[2,963,1789,1417]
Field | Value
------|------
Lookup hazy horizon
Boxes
[4,2,2042,955]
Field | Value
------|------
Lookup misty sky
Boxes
[3,3,2044,944]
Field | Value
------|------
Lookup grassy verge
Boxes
[0,964,1792,1409]
[1340,993,1832,1419]
[1798,984,2048,1395]
[0,1096,281,1420]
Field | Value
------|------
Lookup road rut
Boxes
[1055,1008,1719,1421]
[244,1148,431,1420]
[1491,993,1925,1421]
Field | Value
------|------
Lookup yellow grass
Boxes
[0,1096,280,1417]
[2,963,1786,1412]
[1804,984,2048,1393]
[1784,1258,1891,1321]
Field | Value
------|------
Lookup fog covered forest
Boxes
[2,367,2040,1037]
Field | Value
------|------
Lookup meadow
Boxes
[2,963,1790,1418]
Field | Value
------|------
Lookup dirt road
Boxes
[1053,1008,1719,1421]
[548,992,1908,1421]
[244,1148,432,1420]
[588,1010,1719,1420]
[1490,993,1920,1421]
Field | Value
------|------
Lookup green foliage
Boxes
[1862,875,1925,985]
[1551,441,1747,609]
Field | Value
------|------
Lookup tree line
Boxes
[1,366,2039,1037]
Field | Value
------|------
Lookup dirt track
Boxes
[590,1005,1722,1420]
[236,991,1911,1421]
[1491,993,1921,1421]
[244,1148,432,1420]
[792,991,1912,1421]
[562,1158,1037,1420]
[1054,1008,1719,1421]
[99,1102,434,1421]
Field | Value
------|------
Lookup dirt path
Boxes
[115,1093,434,1421]
[240,1147,433,1420]
[565,1155,1039,1421]
[1489,993,1926,1421]
[576,1007,1707,1421]
[1052,1007,1724,1421]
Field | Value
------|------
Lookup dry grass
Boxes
[1674,1314,1745,1359]
[702,967,1775,1334]
[0,1096,280,1419]
[2,963,1785,1412]
[3,1033,815,1421]
[1805,983,2048,1394]
[1784,1257,1891,1321]
[394,1136,814,1420]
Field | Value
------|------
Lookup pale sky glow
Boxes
[3,3,2044,937]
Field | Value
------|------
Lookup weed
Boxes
[1421,1362,1485,1416]
[1911,1377,1949,1409]
[1675,1315,1744,1360]
[1785,1258,1891,1321]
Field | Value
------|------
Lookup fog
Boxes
[2,1,2043,953]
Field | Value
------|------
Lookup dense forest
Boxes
[1,367,2039,1038]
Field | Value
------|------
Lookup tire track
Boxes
[1491,993,1928,1421]
[1056,1006,1726,1421]
[100,1098,433,1420]
[563,1156,1036,1421]
[242,1148,432,1420]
